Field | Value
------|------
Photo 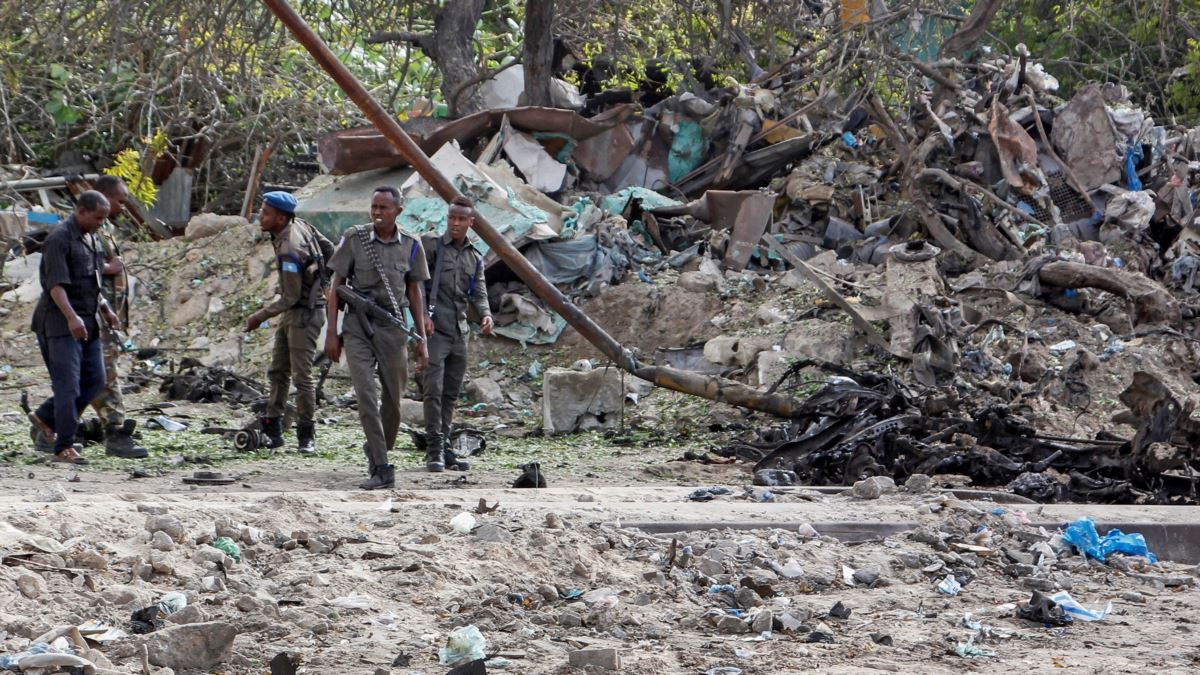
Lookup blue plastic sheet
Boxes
[1061,517,1157,563]
[1125,141,1144,191]
[669,119,708,183]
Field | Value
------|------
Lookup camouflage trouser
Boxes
[89,325,124,427]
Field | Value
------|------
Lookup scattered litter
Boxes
[439,625,487,666]
[1062,517,1157,563]
[450,512,477,534]
[1050,591,1113,622]
[936,575,963,596]
[145,415,188,432]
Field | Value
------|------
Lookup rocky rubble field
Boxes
[0,483,1197,674]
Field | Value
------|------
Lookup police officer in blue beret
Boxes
[245,191,335,452]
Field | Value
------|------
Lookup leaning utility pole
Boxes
[260,0,803,419]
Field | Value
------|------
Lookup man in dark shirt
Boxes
[29,191,121,463]
[420,196,493,472]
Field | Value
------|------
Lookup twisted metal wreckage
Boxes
[260,0,1200,505]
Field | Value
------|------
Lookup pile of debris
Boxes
[0,488,1194,673]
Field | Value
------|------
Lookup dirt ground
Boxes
[2,225,1200,674]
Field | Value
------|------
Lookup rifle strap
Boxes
[428,237,446,319]
[356,224,403,320]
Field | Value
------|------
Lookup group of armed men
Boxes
[29,179,491,490]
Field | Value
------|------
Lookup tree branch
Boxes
[365,30,432,51]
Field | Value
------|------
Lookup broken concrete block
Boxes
[568,647,623,670]
[703,335,778,369]
[466,377,504,406]
[703,336,740,366]
[850,476,897,500]
[474,523,513,544]
[782,319,857,363]
[542,366,626,435]
[399,398,424,426]
[15,572,45,599]
[184,213,249,242]
[143,621,237,671]
[677,270,721,293]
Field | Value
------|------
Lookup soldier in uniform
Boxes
[245,191,335,452]
[89,175,146,458]
[324,186,429,489]
[420,195,493,472]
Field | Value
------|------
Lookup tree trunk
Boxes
[941,0,1006,59]
[434,0,487,117]
[1038,261,1180,327]
[522,0,555,107]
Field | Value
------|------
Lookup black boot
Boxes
[260,417,285,449]
[424,434,445,473]
[444,438,470,471]
[296,421,316,454]
[105,421,148,458]
[359,464,395,490]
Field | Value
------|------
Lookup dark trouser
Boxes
[266,306,325,424]
[35,333,106,453]
[343,314,409,473]
[423,330,468,450]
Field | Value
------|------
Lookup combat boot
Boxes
[260,417,285,449]
[296,421,316,454]
[359,464,395,490]
[443,438,470,471]
[105,420,148,459]
[424,434,445,473]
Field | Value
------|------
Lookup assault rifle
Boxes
[335,285,424,343]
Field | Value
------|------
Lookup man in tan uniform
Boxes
[421,195,493,472]
[324,186,429,490]
[90,175,146,458]
[245,191,335,452]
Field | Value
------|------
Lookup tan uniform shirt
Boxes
[261,218,335,318]
[422,232,491,337]
[328,224,430,312]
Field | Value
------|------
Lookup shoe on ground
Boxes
[360,464,395,490]
[104,424,148,459]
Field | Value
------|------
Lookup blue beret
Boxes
[263,191,297,215]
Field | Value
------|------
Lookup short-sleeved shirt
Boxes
[31,215,104,339]
[261,218,335,318]
[422,232,491,337]
[328,224,429,312]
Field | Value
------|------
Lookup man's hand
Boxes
[323,332,342,362]
[244,311,265,333]
[102,257,124,276]
[481,315,494,336]
[413,341,427,374]
[424,315,434,335]
[102,306,121,333]
[67,314,87,340]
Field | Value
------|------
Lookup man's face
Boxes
[76,203,110,232]
[259,203,288,232]
[447,204,474,241]
[371,192,401,227]
[102,184,130,218]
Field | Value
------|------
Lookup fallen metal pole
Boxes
[0,174,102,192]
[261,0,806,420]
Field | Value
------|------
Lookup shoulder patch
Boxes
[280,260,299,274]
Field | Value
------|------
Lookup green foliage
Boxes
[105,148,159,207]
[989,0,1200,121]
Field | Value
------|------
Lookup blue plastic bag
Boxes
[1062,517,1156,563]
[1125,141,1143,191]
